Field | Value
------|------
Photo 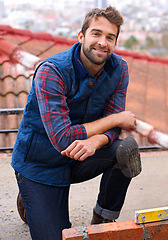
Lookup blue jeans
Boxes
[15,139,131,240]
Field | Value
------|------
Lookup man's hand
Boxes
[117,111,137,130]
[61,134,109,161]
[61,139,96,161]
[61,111,137,161]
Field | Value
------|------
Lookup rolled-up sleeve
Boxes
[103,60,129,144]
[34,62,87,152]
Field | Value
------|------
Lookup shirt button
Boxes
[89,82,93,86]
[68,99,71,103]
[85,115,87,119]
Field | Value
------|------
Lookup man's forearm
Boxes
[83,111,136,138]
[61,111,136,161]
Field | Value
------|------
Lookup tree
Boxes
[124,35,139,50]
[162,32,168,49]
[145,36,155,49]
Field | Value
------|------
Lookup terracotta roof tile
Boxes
[39,44,72,60]
[2,34,30,45]
[15,76,31,95]
[0,25,168,149]
[32,32,54,41]
[0,25,14,34]
[21,39,54,57]
[1,62,34,79]
[17,92,29,108]
[145,63,167,132]
[0,54,10,64]
[2,77,15,95]
[126,59,148,119]
[4,93,17,108]
[0,37,19,59]
[0,95,4,108]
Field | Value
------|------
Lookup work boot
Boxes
[91,210,116,225]
[17,192,28,224]
[116,137,142,178]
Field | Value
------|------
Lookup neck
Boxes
[80,50,105,76]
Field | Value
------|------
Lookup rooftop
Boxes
[0,24,168,149]
[1,151,168,238]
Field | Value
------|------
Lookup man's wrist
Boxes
[89,134,109,149]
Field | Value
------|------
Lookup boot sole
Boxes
[116,137,142,178]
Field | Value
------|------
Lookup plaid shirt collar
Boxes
[73,43,118,79]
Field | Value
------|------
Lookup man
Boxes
[12,6,141,240]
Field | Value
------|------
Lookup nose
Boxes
[98,36,107,47]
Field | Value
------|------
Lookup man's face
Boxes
[78,17,118,68]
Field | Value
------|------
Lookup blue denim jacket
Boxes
[11,43,129,186]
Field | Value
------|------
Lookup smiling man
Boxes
[12,6,141,240]
[79,17,118,74]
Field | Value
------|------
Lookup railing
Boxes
[0,108,24,115]
[0,108,165,152]
[0,108,24,151]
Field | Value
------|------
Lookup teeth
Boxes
[95,49,106,52]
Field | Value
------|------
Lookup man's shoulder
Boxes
[45,44,77,66]
[111,52,125,64]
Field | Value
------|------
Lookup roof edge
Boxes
[0,25,168,64]
[114,48,168,64]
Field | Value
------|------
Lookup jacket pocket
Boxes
[24,132,62,166]
[24,132,37,162]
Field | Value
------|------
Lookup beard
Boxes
[81,42,111,65]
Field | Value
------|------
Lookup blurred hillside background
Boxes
[0,0,168,58]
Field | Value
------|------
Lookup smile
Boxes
[92,48,108,54]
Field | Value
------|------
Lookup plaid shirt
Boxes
[34,45,128,152]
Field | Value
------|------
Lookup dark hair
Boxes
[81,6,124,41]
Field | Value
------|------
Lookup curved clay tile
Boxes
[13,28,33,38]
[18,92,29,108]
[53,36,69,44]
[0,54,9,64]
[53,36,78,46]
[2,62,34,79]
[115,48,168,64]
[20,39,54,57]
[0,38,41,69]
[15,76,31,95]
[12,49,41,69]
[4,93,16,109]
[0,38,19,61]
[0,95,3,108]
[0,25,14,34]
[32,32,54,41]
[4,34,31,45]
[67,38,78,45]
[2,77,15,96]
[136,120,168,149]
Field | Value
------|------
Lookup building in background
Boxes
[0,0,6,18]
[95,0,108,8]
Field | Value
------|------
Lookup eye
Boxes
[92,32,100,36]
[107,36,115,41]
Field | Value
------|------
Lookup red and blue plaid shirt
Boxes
[34,45,128,151]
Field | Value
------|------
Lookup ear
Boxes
[115,41,118,48]
[78,31,84,44]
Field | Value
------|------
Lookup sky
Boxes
[4,0,52,3]
[2,0,136,4]
[3,0,167,10]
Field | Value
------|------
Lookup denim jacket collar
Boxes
[73,43,118,79]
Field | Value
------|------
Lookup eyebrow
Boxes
[90,28,117,38]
